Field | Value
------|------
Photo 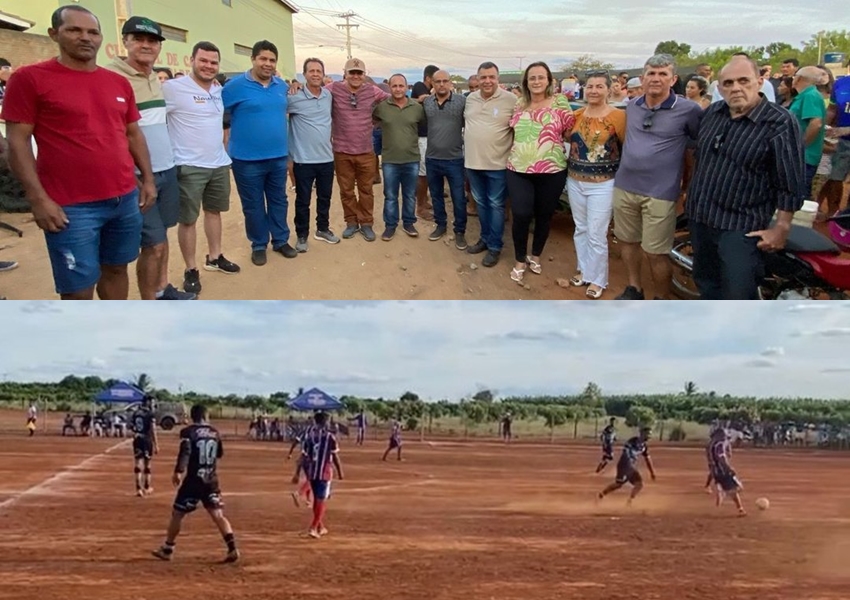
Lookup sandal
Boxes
[569,273,588,287]
[526,256,542,275]
[586,286,603,299]
[510,266,526,284]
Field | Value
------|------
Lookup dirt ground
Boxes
[0,180,652,300]
[1,410,848,600]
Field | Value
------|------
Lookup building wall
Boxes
[0,29,56,68]
[2,0,296,76]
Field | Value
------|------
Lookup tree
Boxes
[559,54,615,75]
[654,40,692,58]
[472,389,494,403]
[684,381,698,396]
[538,405,569,442]
[460,401,487,438]
[625,405,656,429]
[133,373,154,393]
[400,391,420,403]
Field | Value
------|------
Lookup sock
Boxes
[162,540,175,554]
[155,289,165,299]
[311,500,326,529]
[299,480,311,496]
[223,533,236,552]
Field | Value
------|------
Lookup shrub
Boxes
[668,424,687,442]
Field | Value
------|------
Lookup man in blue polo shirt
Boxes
[222,40,296,267]
[288,57,339,253]
[822,68,850,216]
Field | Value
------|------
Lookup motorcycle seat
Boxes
[783,224,840,255]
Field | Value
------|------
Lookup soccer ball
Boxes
[755,497,770,511]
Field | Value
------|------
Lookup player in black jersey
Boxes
[152,404,239,563]
[597,427,656,505]
[596,417,617,473]
[131,397,159,497]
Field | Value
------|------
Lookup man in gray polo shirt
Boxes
[288,57,339,253]
[613,54,702,300]
[423,69,467,247]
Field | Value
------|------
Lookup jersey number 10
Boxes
[196,439,218,466]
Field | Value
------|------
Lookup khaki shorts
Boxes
[418,137,427,177]
[177,165,231,224]
[612,188,676,254]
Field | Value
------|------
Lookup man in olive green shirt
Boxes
[372,74,425,240]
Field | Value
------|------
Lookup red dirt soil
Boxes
[1,410,849,600]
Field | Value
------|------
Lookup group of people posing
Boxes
[1,4,846,299]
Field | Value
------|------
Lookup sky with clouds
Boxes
[2,301,850,401]
[290,0,841,78]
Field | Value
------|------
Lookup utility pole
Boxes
[817,31,825,65]
[336,12,359,60]
[517,56,526,71]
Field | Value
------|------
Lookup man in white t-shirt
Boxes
[162,41,239,296]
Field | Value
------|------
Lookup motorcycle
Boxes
[669,211,850,300]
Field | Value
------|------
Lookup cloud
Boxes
[761,347,785,357]
[296,369,395,385]
[86,357,108,370]
[19,302,62,314]
[817,328,850,338]
[786,304,835,312]
[820,367,850,374]
[117,346,150,354]
[745,358,776,369]
[230,366,271,378]
[494,329,580,342]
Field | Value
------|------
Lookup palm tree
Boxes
[684,381,698,396]
[134,373,154,393]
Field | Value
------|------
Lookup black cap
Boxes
[122,16,165,41]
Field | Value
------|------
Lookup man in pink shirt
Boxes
[328,58,389,242]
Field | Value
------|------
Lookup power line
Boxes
[335,11,359,60]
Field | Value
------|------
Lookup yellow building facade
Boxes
[1,0,298,76]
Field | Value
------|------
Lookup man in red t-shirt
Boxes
[3,5,156,300]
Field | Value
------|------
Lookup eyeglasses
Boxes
[349,92,358,108]
[642,110,657,130]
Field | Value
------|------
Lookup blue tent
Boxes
[94,382,147,404]
[288,387,344,412]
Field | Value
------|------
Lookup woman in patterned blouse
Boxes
[505,62,576,285]
[562,71,626,299]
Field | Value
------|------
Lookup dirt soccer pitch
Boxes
[1,431,849,600]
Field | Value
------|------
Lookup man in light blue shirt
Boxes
[288,57,339,252]
[222,40,296,266]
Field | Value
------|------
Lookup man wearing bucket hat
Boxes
[106,16,196,300]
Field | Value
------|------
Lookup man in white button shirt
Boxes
[162,41,240,296]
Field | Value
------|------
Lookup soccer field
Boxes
[0,432,848,600]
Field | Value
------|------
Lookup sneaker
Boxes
[183,269,202,294]
[144,487,154,496]
[342,224,360,239]
[429,225,447,241]
[314,229,340,244]
[381,226,396,241]
[615,286,645,300]
[454,232,468,250]
[403,224,419,237]
[136,488,144,497]
[157,284,197,300]
[290,491,301,508]
[466,239,487,254]
[274,244,298,259]
[223,549,240,563]
[318,526,329,536]
[204,254,241,274]
[295,237,309,253]
[360,225,376,242]
[0,260,18,272]
[308,528,321,539]
[482,250,501,268]
[152,547,173,561]
[251,249,267,266]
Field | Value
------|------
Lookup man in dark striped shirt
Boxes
[686,56,805,299]
[292,411,344,539]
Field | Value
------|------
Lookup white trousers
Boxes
[568,177,614,288]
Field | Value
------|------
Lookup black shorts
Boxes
[133,437,153,461]
[615,464,642,486]
[601,445,614,461]
[173,478,223,514]
[713,471,741,492]
[388,437,401,449]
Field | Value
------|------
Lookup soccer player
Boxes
[152,404,239,563]
[350,409,367,446]
[596,417,617,473]
[131,396,159,496]
[382,419,403,461]
[287,417,319,508]
[598,427,656,505]
[500,411,513,443]
[708,429,746,516]
[292,411,343,538]
[25,403,37,436]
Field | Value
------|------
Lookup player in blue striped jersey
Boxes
[597,427,656,505]
[287,417,320,507]
[707,429,746,516]
[292,411,344,538]
[595,417,617,473]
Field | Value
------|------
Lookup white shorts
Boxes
[418,137,427,177]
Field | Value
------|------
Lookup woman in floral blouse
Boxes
[562,71,626,299]
[506,62,576,285]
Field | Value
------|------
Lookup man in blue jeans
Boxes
[372,74,425,241]
[4,4,155,300]
[288,57,339,253]
[423,69,467,248]
[462,62,517,267]
[222,40,296,266]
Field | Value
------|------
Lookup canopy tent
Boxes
[288,387,344,412]
[94,382,147,404]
